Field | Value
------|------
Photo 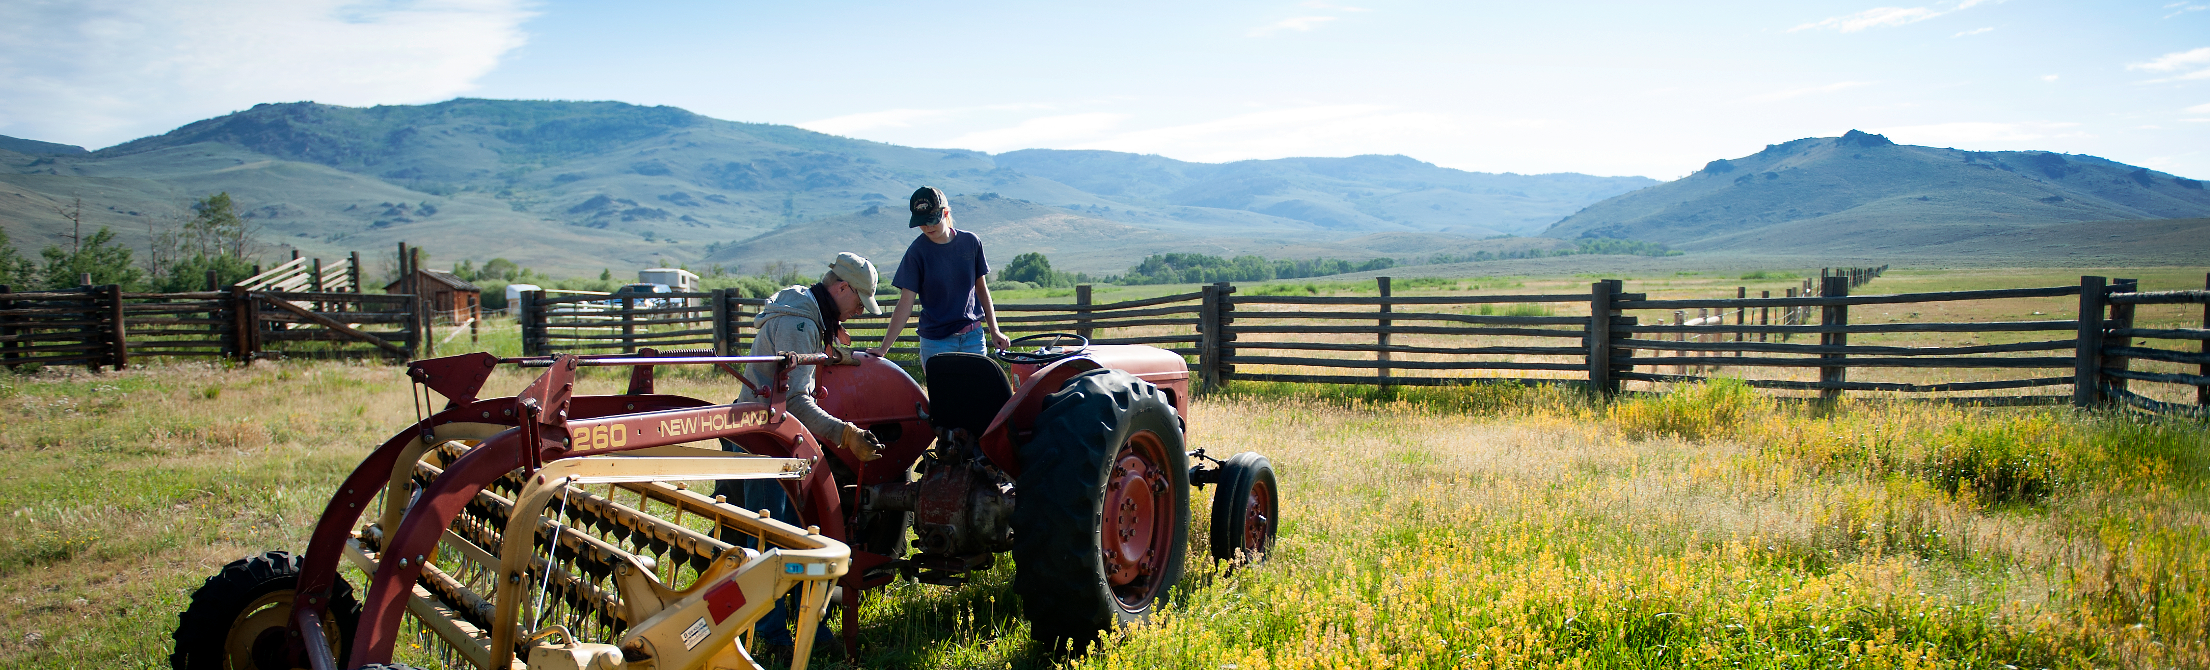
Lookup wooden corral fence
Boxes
[1,281,426,369]
[517,269,2204,416]
[0,284,129,371]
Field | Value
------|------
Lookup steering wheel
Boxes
[993,332,1091,365]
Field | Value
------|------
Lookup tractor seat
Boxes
[922,353,1013,437]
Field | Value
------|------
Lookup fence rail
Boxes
[506,267,2210,418]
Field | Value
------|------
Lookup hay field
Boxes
[0,267,2204,669]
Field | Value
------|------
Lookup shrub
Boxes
[1610,378,1759,441]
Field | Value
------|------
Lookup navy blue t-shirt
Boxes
[892,229,991,340]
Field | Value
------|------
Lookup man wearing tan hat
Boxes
[718,251,885,656]
[727,250,887,463]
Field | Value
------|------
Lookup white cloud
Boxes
[2129,47,2210,71]
[935,113,1131,153]
[2188,103,2210,113]
[1248,15,1337,36]
[1789,0,1994,33]
[1872,121,2088,145]
[0,0,535,149]
[2163,3,2207,18]
[2041,74,2059,82]
[1952,26,1994,36]
[1300,1,1371,11]
[1741,81,1876,103]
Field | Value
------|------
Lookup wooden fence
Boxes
[0,285,421,368]
[505,271,2205,416]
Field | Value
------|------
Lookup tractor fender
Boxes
[811,354,932,487]
[982,345,1192,478]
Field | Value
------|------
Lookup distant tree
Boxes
[0,226,39,288]
[41,227,143,289]
[599,268,612,281]
[145,193,264,290]
[1001,252,1072,288]
[481,258,522,282]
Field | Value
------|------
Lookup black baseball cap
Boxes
[909,186,947,227]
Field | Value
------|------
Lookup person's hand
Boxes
[989,329,1011,351]
[838,422,884,462]
[868,345,890,359]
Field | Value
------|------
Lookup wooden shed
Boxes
[386,269,482,326]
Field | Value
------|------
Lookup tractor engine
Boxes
[862,431,1014,575]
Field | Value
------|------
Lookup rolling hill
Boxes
[0,99,1648,276]
[1543,130,2210,252]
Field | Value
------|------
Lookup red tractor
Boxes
[170,334,1279,670]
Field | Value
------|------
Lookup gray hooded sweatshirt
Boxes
[736,284,847,443]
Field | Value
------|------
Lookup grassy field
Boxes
[1,267,2205,669]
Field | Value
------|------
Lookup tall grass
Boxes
[2,365,2204,668]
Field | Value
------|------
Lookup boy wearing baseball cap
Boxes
[871,186,1011,362]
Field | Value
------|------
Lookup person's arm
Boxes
[873,289,917,358]
[975,276,1010,350]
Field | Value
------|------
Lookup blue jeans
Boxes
[919,328,985,363]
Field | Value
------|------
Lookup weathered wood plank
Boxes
[1621,320,2077,335]
[2102,368,2210,387]
[1233,341,1585,356]
[1226,324,1586,338]
[1226,355,1586,371]
[1614,371,2072,392]
[1228,310,1589,326]
[2104,289,2210,305]
[1618,285,2079,309]
[1615,355,2075,368]
[1613,338,2076,356]
[1231,372,1579,387]
[1230,294,1587,306]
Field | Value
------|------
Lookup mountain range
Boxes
[2,100,2205,277]
[1543,130,2210,254]
[0,99,1649,275]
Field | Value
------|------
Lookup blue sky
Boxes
[3,0,2206,179]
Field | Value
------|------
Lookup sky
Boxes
[2,0,2206,180]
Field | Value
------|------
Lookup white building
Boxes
[637,268,700,292]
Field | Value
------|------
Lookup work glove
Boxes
[828,343,862,366]
[839,422,884,462]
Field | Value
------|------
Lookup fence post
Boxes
[521,290,543,356]
[1671,309,1685,375]
[1075,284,1093,342]
[2200,272,2208,408]
[1587,280,1616,397]
[711,288,732,356]
[231,286,258,363]
[621,296,636,354]
[1199,284,1220,393]
[2074,276,2107,407]
[0,284,13,368]
[103,284,127,371]
[348,251,362,294]
[1758,290,1770,343]
[1818,275,1848,404]
[1218,282,1235,387]
[1376,276,1392,388]
[2103,279,2138,398]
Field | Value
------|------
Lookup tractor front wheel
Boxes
[1012,369,1190,648]
[1208,452,1279,563]
[170,550,360,670]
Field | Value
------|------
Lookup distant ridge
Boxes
[1542,130,2210,252]
[0,99,1647,274]
[0,134,87,155]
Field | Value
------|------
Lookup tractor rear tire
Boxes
[1011,369,1189,649]
[1208,452,1279,563]
[170,550,361,670]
